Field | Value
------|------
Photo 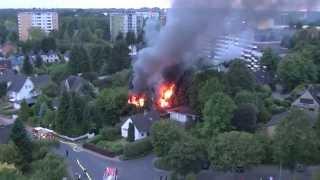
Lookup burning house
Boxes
[127,0,320,113]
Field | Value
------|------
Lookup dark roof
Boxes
[31,75,50,89]
[8,75,27,92]
[130,111,160,132]
[0,124,12,144]
[62,75,87,92]
[307,85,320,105]
[0,70,27,92]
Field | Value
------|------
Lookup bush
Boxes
[186,173,197,180]
[96,140,125,155]
[154,158,172,171]
[101,127,120,141]
[83,143,116,157]
[313,170,320,180]
[123,138,153,159]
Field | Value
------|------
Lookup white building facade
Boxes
[18,11,59,41]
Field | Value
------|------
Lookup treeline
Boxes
[0,119,67,179]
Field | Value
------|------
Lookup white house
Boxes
[121,111,160,141]
[41,53,60,63]
[0,70,50,109]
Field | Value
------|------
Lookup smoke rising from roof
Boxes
[131,0,319,92]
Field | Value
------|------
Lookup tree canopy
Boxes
[201,92,236,137]
[209,131,265,170]
[273,109,320,169]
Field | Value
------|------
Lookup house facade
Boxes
[41,53,60,63]
[0,71,50,109]
[121,118,147,141]
[121,111,160,141]
[167,106,198,128]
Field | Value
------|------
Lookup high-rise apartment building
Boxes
[109,12,137,41]
[18,11,59,41]
[109,10,162,41]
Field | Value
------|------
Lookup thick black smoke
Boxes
[132,0,319,92]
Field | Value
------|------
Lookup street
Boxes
[53,142,169,180]
[53,141,320,180]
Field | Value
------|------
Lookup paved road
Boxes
[53,141,320,180]
[53,142,169,180]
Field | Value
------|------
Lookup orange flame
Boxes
[128,93,146,108]
[157,83,176,109]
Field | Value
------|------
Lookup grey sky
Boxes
[0,0,171,9]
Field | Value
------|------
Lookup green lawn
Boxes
[95,138,128,155]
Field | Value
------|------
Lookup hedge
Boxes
[83,143,116,157]
[123,138,153,159]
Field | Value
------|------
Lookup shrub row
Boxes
[83,143,116,157]
[123,138,153,159]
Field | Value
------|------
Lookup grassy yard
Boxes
[95,138,128,155]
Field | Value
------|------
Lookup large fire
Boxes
[157,83,176,109]
[128,93,146,108]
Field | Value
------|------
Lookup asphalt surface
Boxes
[54,142,320,180]
[53,142,169,180]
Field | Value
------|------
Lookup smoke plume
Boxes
[132,0,319,92]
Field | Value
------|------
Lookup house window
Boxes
[300,98,314,104]
[140,132,144,136]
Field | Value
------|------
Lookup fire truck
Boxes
[103,167,118,180]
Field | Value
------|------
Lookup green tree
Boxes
[89,45,111,73]
[28,27,45,41]
[315,115,320,139]
[40,37,56,53]
[105,41,130,74]
[261,48,280,75]
[231,103,258,133]
[54,91,70,134]
[187,70,222,114]
[22,56,33,75]
[234,90,258,106]
[96,87,128,126]
[166,136,205,176]
[198,77,224,109]
[18,100,31,122]
[68,45,91,74]
[226,60,256,95]
[116,32,124,41]
[0,143,20,165]
[126,31,136,45]
[278,53,317,90]
[151,120,182,157]
[201,92,236,137]
[209,131,265,170]
[30,153,67,180]
[0,81,7,98]
[273,109,320,170]
[34,55,43,68]
[10,119,33,172]
[127,123,135,142]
